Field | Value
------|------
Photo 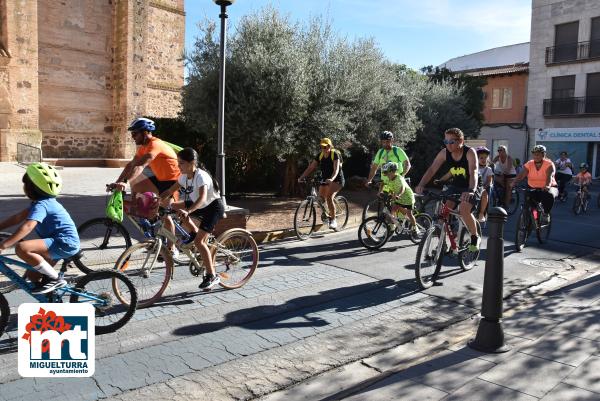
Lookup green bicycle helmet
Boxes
[25,162,62,197]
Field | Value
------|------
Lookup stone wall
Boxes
[0,0,42,162]
[37,0,114,158]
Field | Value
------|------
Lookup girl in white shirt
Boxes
[162,147,225,290]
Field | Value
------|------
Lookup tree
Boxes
[420,66,487,128]
[183,7,422,195]
[406,79,481,181]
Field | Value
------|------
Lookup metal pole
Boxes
[216,2,228,206]
[468,206,511,353]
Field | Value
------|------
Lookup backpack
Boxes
[319,148,343,165]
[162,140,183,154]
[376,146,401,163]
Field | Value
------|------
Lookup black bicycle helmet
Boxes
[379,131,393,140]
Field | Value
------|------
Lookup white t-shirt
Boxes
[479,165,494,188]
[178,168,220,208]
[554,158,573,176]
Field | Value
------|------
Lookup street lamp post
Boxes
[213,0,234,207]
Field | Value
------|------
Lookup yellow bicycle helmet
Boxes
[25,162,62,197]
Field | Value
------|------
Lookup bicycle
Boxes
[113,207,259,308]
[515,188,552,251]
[414,191,482,289]
[75,189,194,274]
[0,238,137,336]
[490,182,519,215]
[294,175,349,240]
[572,182,590,215]
[358,193,432,250]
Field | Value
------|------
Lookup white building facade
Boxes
[528,0,600,177]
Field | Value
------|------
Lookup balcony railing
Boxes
[545,40,600,64]
[543,96,600,116]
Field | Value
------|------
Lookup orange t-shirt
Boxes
[575,171,592,185]
[135,137,180,181]
[524,159,556,188]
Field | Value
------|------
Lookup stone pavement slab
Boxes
[540,382,600,401]
[562,355,600,394]
[443,378,538,401]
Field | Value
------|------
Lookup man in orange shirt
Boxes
[109,118,181,255]
[110,118,180,195]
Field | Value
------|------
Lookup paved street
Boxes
[0,164,598,400]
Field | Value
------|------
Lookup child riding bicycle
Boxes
[160,147,225,291]
[0,163,80,294]
[574,163,592,197]
[380,162,418,233]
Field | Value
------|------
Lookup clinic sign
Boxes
[536,127,600,142]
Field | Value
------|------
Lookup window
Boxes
[554,21,579,62]
[491,88,512,109]
[586,73,600,113]
[550,75,576,115]
[591,17,600,58]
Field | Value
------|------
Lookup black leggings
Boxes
[526,189,557,214]
[556,172,571,195]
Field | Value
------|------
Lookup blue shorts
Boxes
[43,238,80,261]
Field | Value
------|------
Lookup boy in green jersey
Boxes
[380,162,417,232]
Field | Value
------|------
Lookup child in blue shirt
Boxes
[0,163,79,294]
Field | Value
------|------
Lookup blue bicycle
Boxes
[0,238,137,336]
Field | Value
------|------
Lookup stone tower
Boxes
[0,0,185,162]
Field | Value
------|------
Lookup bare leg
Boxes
[478,190,489,220]
[16,239,57,282]
[504,178,515,207]
[459,201,478,236]
[194,230,213,275]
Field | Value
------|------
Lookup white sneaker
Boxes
[329,219,338,229]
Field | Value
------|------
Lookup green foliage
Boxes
[181,6,484,193]
[421,66,487,128]
[406,79,481,180]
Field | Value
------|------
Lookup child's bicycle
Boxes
[113,207,259,308]
[358,193,432,250]
[572,182,590,215]
[515,188,552,251]
[414,191,482,289]
[294,174,349,240]
[0,234,137,336]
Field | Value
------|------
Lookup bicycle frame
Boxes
[0,255,106,304]
[434,201,465,252]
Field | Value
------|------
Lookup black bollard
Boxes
[468,207,511,353]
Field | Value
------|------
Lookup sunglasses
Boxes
[443,139,457,145]
[320,145,329,149]
[497,148,505,152]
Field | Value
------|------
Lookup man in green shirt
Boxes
[366,131,411,188]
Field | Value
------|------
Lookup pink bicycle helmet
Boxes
[135,192,159,218]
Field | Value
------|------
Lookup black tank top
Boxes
[444,145,472,189]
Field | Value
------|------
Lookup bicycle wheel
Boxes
[294,199,316,240]
[536,214,551,244]
[69,270,137,335]
[515,210,530,252]
[458,221,482,271]
[506,189,520,215]
[362,198,383,221]
[358,216,391,250]
[214,229,259,289]
[114,240,172,308]
[333,196,349,230]
[0,293,9,337]
[409,214,433,244]
[572,196,582,215]
[415,226,444,289]
[75,218,132,273]
[0,232,21,294]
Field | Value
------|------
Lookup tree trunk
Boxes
[282,156,300,197]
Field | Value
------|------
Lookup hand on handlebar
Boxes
[415,185,424,195]
[107,182,126,192]
[460,191,473,202]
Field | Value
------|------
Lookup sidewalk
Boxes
[262,267,600,401]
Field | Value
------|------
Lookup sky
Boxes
[184,0,532,71]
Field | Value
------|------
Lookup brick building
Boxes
[0,0,184,163]
[441,43,530,162]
